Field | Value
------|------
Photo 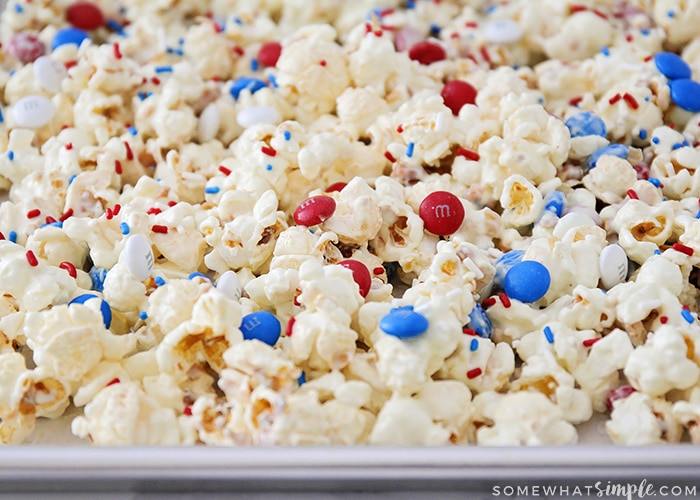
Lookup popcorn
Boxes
[2,0,700,449]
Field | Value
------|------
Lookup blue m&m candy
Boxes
[240,311,281,346]
[493,249,524,288]
[564,111,607,138]
[68,293,112,329]
[503,261,550,303]
[51,28,90,51]
[88,266,107,292]
[587,144,629,168]
[653,52,691,80]
[379,305,429,339]
[229,77,267,99]
[467,303,492,338]
[669,79,700,113]
[543,191,566,217]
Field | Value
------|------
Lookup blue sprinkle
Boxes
[120,222,130,235]
[8,231,17,243]
[14,3,23,13]
[406,142,415,158]
[430,24,441,36]
[89,266,108,293]
[543,326,554,344]
[229,77,267,99]
[138,91,147,100]
[682,140,690,147]
[486,5,497,14]
[0,107,4,123]
[682,309,694,324]
[537,97,544,104]
[165,48,183,56]
[7,151,14,161]
[667,10,675,17]
[267,73,278,88]
[188,272,211,282]
[205,186,220,194]
[639,129,647,140]
[654,249,661,255]
[146,91,153,98]
[106,19,125,36]
[652,136,660,144]
[154,276,166,286]
[672,142,683,150]
[407,0,415,8]
[283,130,291,141]
[648,177,662,188]
[128,126,137,136]
[233,16,244,25]
[565,111,607,138]
[600,46,610,56]
[695,210,700,219]
[178,38,184,45]
[587,144,629,169]
[298,371,306,386]
[265,164,273,171]
[543,190,566,217]
[250,58,259,72]
[644,96,650,102]
[155,66,173,73]
[640,28,649,36]
[470,338,479,352]
[139,311,148,320]
[69,174,77,184]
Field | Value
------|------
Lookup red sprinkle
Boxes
[59,261,77,278]
[479,46,491,64]
[106,378,120,387]
[384,151,396,162]
[60,208,74,222]
[167,200,177,207]
[396,124,403,133]
[151,77,161,85]
[673,243,694,256]
[45,216,57,224]
[258,41,282,68]
[582,338,601,347]
[65,142,73,150]
[569,96,583,106]
[623,92,639,110]
[25,250,38,267]
[286,316,296,337]
[660,315,668,324]
[463,328,477,336]
[233,46,244,56]
[64,60,78,70]
[465,21,478,28]
[151,225,168,234]
[113,204,121,215]
[626,189,638,200]
[643,55,653,62]
[218,165,232,176]
[570,4,587,13]
[319,60,327,67]
[261,146,277,157]
[0,232,4,240]
[26,209,41,219]
[592,9,608,19]
[625,34,633,42]
[482,297,497,308]
[124,141,134,161]
[105,208,113,220]
[183,406,193,416]
[373,266,385,275]
[114,160,123,175]
[113,42,122,59]
[608,93,622,105]
[147,207,162,215]
[466,367,482,379]
[456,147,480,161]
[408,40,446,65]
[498,292,511,308]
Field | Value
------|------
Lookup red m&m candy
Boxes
[418,191,465,235]
[66,1,105,31]
[7,32,45,64]
[408,41,446,65]
[258,41,282,67]
[338,259,372,297]
[293,195,336,226]
[441,80,478,115]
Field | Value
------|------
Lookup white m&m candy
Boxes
[483,19,523,44]
[123,234,154,281]
[216,270,242,301]
[33,56,67,94]
[599,244,628,289]
[236,105,281,128]
[198,103,220,142]
[11,95,56,128]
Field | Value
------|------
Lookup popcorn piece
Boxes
[606,391,682,444]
